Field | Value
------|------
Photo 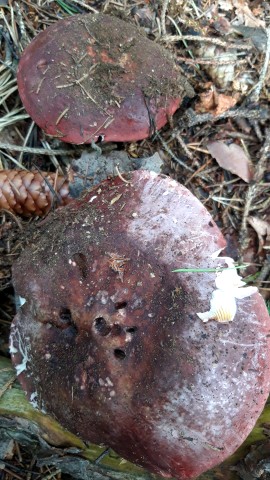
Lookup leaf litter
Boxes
[207,140,254,182]
[0,0,270,479]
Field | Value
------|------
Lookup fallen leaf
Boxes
[207,141,253,182]
[218,0,234,11]
[234,4,265,27]
[212,16,231,35]
[232,26,267,52]
[247,216,270,253]
[195,44,237,88]
[218,0,265,27]
[196,87,237,116]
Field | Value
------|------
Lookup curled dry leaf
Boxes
[207,141,254,182]
[234,4,265,28]
[218,0,234,11]
[248,216,270,253]
[195,44,237,89]
[195,86,237,116]
[218,0,265,27]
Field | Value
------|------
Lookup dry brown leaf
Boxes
[218,0,265,27]
[218,0,234,11]
[207,141,254,182]
[247,216,270,253]
[196,87,237,116]
[195,44,237,88]
[235,4,265,27]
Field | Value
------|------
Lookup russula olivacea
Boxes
[17,13,193,144]
[10,171,270,479]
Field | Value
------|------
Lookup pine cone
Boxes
[0,170,72,216]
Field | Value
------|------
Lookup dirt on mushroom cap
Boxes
[17,13,193,144]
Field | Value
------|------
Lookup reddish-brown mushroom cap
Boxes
[17,14,191,144]
[10,171,270,479]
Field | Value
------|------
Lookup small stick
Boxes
[160,0,170,36]
[71,0,98,13]
[155,131,194,172]
[172,132,193,160]
[181,107,270,129]
[240,129,270,253]
[55,106,70,125]
[176,56,247,66]
[0,373,17,399]
[115,165,132,184]
[248,28,270,103]
[0,142,77,155]
[161,34,254,50]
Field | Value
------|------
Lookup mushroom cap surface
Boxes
[10,171,270,479]
[17,14,188,144]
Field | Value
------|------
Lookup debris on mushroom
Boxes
[197,257,258,323]
[10,171,270,480]
[17,14,194,144]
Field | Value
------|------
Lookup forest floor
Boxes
[0,0,269,479]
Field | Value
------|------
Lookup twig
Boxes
[41,140,64,174]
[254,131,270,184]
[0,142,77,155]
[0,372,17,399]
[176,55,247,66]
[115,165,132,184]
[94,447,110,464]
[160,0,170,36]
[181,107,270,129]
[1,209,23,230]
[249,28,270,103]
[240,129,270,253]
[18,120,35,164]
[161,34,253,50]
[172,132,193,159]
[155,131,194,172]
[71,0,98,12]
[256,261,270,289]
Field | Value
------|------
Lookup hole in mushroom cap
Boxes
[125,326,137,333]
[56,307,78,334]
[115,301,127,310]
[72,252,88,279]
[94,317,111,336]
[59,307,73,328]
[114,348,126,360]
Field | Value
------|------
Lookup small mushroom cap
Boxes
[10,171,270,479]
[17,14,187,144]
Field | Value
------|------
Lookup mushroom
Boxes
[17,14,193,144]
[10,171,270,479]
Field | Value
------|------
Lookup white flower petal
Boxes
[197,290,237,323]
[196,255,258,324]
[234,286,258,299]
[211,248,225,259]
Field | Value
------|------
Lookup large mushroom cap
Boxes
[10,171,270,479]
[17,14,189,144]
